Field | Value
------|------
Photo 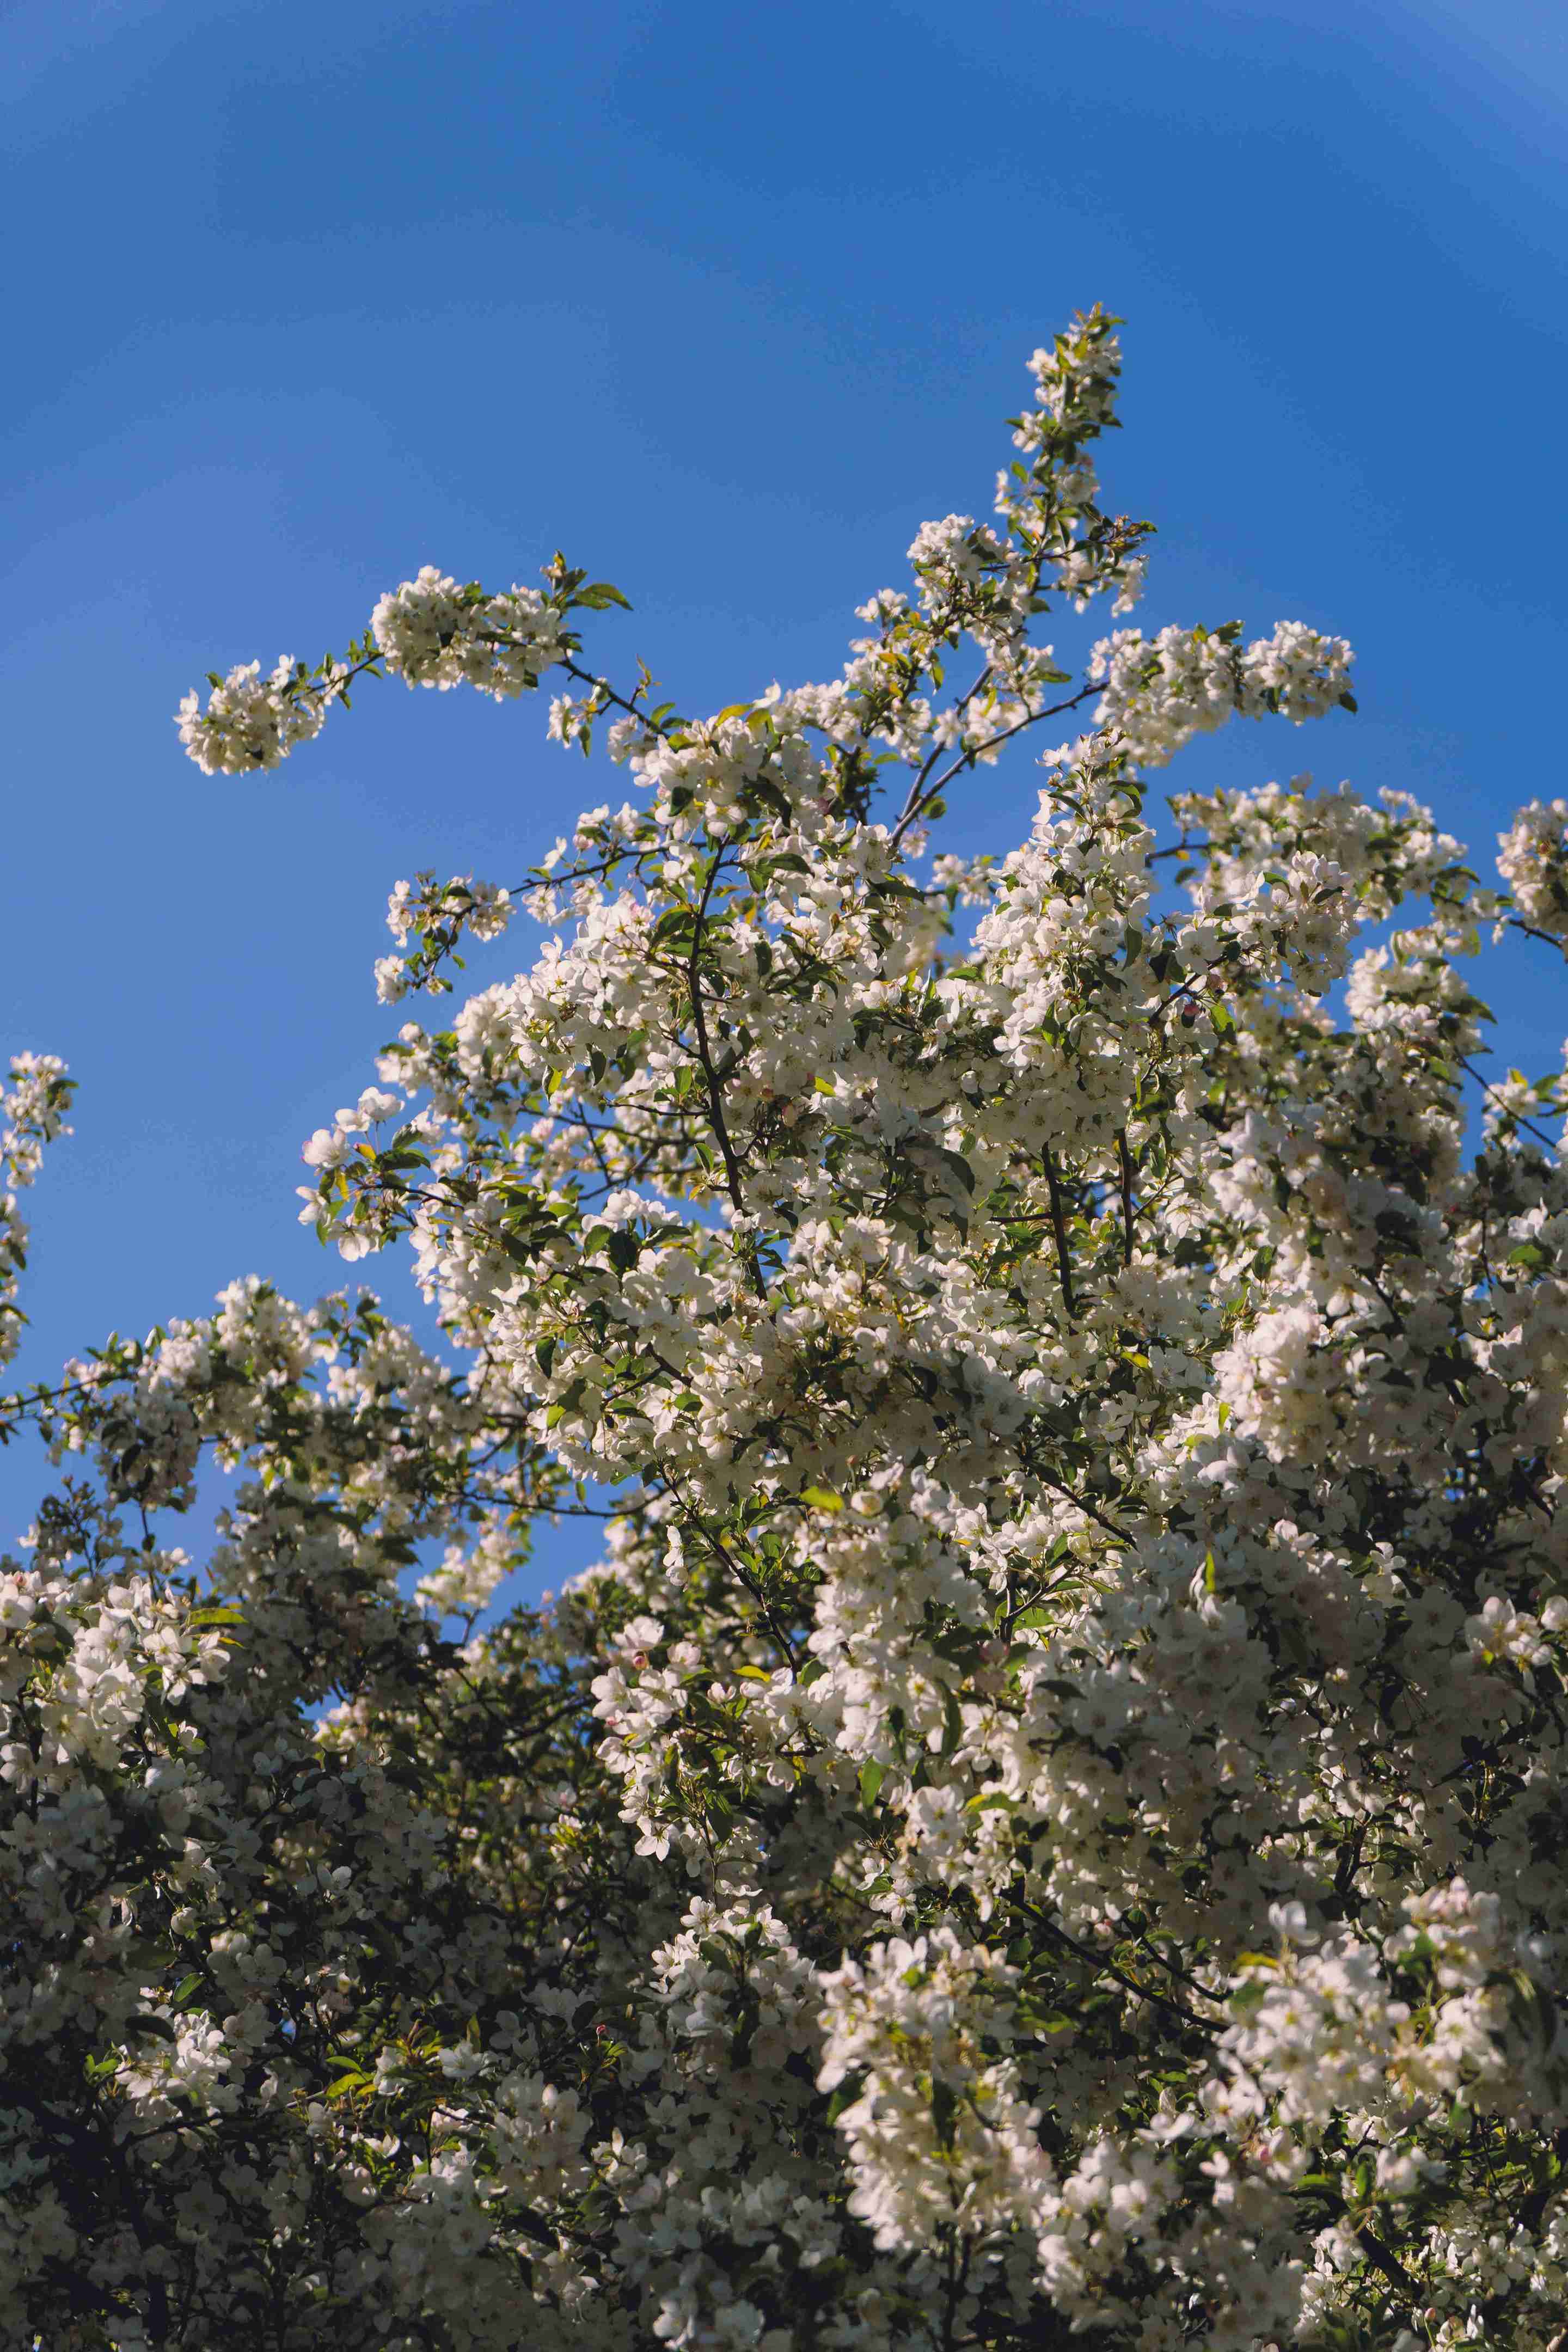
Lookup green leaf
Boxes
[859,1760,885,1810]
[825,2068,866,2123]
[930,2076,959,2145]
[650,908,696,953]
[930,1147,976,1197]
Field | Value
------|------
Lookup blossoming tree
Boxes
[7,309,1568,2351]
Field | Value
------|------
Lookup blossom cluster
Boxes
[0,1051,72,1370]
[1497,797,1568,944]
[369,567,570,696]
[174,558,624,782]
[175,656,346,774]
[6,310,1568,2348]
[1089,618,1356,767]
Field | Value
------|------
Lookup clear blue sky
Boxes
[5,0,1567,1590]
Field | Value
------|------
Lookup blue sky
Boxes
[5,0,1567,1591]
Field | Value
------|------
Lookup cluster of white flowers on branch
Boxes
[0,1052,72,1371]
[1089,617,1356,768]
[175,558,628,776]
[1496,799,1568,948]
[8,308,1568,2349]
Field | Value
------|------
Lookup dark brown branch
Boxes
[681,856,767,1298]
[1115,1129,1136,1267]
[1508,916,1568,955]
[660,1462,800,1670]
[1355,2225,1418,2300]
[1043,1147,1076,1318]
[1020,1902,1219,2036]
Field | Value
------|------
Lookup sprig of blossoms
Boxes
[174,559,633,781]
[1090,617,1355,767]
[1497,797,1568,945]
[0,1052,72,1370]
[369,567,569,696]
[176,654,348,774]
[375,873,514,1002]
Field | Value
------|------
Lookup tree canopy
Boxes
[6,309,1568,2351]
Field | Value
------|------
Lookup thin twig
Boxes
[887,679,1104,851]
[1460,1054,1561,1155]
[559,656,682,746]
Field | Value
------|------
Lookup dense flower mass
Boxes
[8,309,1568,2349]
